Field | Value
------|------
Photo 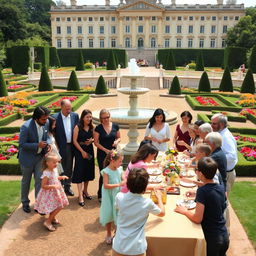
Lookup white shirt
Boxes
[112,192,161,255]
[35,121,43,153]
[61,113,72,143]
[144,122,171,152]
[220,127,238,171]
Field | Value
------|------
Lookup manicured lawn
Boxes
[222,96,240,105]
[230,181,256,249]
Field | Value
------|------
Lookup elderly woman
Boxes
[94,109,121,202]
[198,123,212,142]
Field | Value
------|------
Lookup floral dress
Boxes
[34,169,69,214]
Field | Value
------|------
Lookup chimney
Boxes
[106,0,110,6]
[217,0,223,4]
[70,0,77,6]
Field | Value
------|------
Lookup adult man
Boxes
[198,123,212,142]
[53,99,79,196]
[19,106,51,213]
[211,113,238,195]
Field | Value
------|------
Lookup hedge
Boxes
[5,47,12,68]
[223,46,247,71]
[35,46,50,69]
[49,47,61,67]
[26,94,58,112]
[0,126,20,133]
[0,70,8,97]
[11,46,31,74]
[0,113,20,126]
[236,146,256,176]
[247,113,256,125]
[7,84,34,92]
[0,157,20,175]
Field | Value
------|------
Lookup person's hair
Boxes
[194,120,205,127]
[138,140,152,151]
[148,108,166,128]
[60,99,71,107]
[48,116,56,134]
[180,111,193,123]
[99,109,110,123]
[199,123,213,133]
[211,113,228,128]
[131,143,158,164]
[78,109,93,131]
[205,132,222,148]
[42,153,60,171]
[32,106,51,120]
[103,150,122,168]
[197,157,217,179]
[127,168,149,194]
[196,143,211,156]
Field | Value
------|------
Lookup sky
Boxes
[61,0,255,7]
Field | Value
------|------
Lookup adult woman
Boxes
[72,109,95,207]
[94,109,121,202]
[144,108,171,152]
[173,111,193,152]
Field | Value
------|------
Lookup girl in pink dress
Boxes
[34,154,69,231]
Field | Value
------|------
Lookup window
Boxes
[177,25,182,33]
[67,39,72,48]
[78,17,82,22]
[125,37,130,48]
[151,25,156,33]
[151,38,156,48]
[67,26,71,34]
[211,25,216,33]
[165,38,170,48]
[223,25,228,33]
[222,39,226,48]
[56,26,61,34]
[88,26,93,34]
[224,16,228,21]
[125,17,130,21]
[152,16,156,21]
[78,26,82,34]
[56,17,60,22]
[111,38,116,48]
[212,16,216,21]
[166,16,170,21]
[125,25,130,33]
[165,25,170,34]
[210,38,216,48]
[199,39,204,48]
[88,17,93,21]
[200,25,205,34]
[188,25,193,34]
[78,39,83,48]
[176,38,181,48]
[200,16,205,21]
[111,26,116,34]
[57,39,61,48]
[100,39,104,48]
[100,26,104,34]
[67,17,71,22]
[177,16,182,21]
[89,39,93,48]
[138,25,143,33]
[189,16,193,21]
[188,38,193,48]
[235,16,239,21]
[111,17,116,22]
[138,16,143,21]
[100,17,104,21]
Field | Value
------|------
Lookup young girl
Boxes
[99,150,123,245]
[34,153,69,232]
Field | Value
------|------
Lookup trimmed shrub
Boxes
[67,70,80,91]
[107,50,117,70]
[248,45,256,73]
[50,47,61,67]
[0,70,8,97]
[85,62,93,69]
[11,46,30,74]
[76,51,85,71]
[241,69,255,94]
[165,50,176,70]
[224,47,247,71]
[219,67,233,92]
[95,75,108,94]
[198,72,211,92]
[5,47,12,67]
[195,51,204,71]
[169,76,181,95]
[187,62,196,69]
[35,46,50,69]
[34,62,42,70]
[38,65,53,91]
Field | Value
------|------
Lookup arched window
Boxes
[138,37,144,48]
[125,37,130,48]
[151,37,156,48]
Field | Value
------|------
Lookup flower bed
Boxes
[195,96,220,106]
[239,108,256,125]
[234,135,256,144]
[0,134,19,142]
[240,146,256,161]
[0,144,18,160]
[236,94,256,107]
[7,84,34,92]
[47,96,78,109]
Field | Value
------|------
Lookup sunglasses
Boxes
[101,116,110,120]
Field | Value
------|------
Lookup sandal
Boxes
[83,193,92,200]
[105,236,112,245]
[44,221,56,231]
[52,219,60,225]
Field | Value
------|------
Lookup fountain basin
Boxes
[117,87,149,95]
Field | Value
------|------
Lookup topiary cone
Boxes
[107,50,117,70]
[38,65,53,91]
[198,71,211,92]
[248,45,256,74]
[169,76,181,95]
[0,70,8,97]
[195,51,204,71]
[219,67,233,92]
[67,70,80,91]
[241,69,255,94]
[76,50,85,71]
[95,75,108,95]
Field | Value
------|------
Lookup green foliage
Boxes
[95,75,108,94]
[0,48,5,69]
[35,46,49,68]
[67,70,80,91]
[241,69,255,94]
[85,62,93,69]
[165,51,176,70]
[38,65,53,91]
[195,51,204,71]
[6,35,49,47]
[219,67,233,92]
[107,50,117,70]
[0,70,8,96]
[187,62,196,69]
[76,51,85,71]
[224,46,247,71]
[11,46,30,74]
[169,76,181,95]
[198,72,211,92]
[248,45,256,73]
[49,47,61,67]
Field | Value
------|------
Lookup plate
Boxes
[180,170,195,178]
[180,180,196,188]
[166,186,180,195]
[148,176,162,183]
[176,199,196,210]
[178,158,190,164]
[147,168,162,176]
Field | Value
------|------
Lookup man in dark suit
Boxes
[19,106,51,213]
[53,99,79,196]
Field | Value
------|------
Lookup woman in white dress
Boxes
[144,108,171,152]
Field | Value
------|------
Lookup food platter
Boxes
[148,176,162,183]
[180,170,195,178]
[180,180,197,188]
[176,199,196,210]
[178,157,190,164]
[166,186,180,195]
[147,168,162,176]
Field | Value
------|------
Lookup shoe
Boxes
[78,201,85,207]
[105,236,112,245]
[65,188,74,196]
[44,221,56,232]
[52,219,60,225]
[83,193,92,200]
[34,209,46,216]
[22,205,31,213]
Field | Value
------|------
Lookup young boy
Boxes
[112,168,165,256]
[175,157,229,256]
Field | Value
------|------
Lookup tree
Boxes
[248,45,256,73]
[165,51,176,70]
[169,76,181,95]
[241,69,255,94]
[219,67,233,92]
[38,65,53,91]
[76,51,85,71]
[67,71,80,91]
[198,71,211,92]
[195,51,204,71]
[0,70,8,97]
[95,75,108,94]
[106,50,116,70]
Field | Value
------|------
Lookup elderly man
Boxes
[205,132,227,191]
[211,113,238,195]
[198,123,213,142]
[53,99,79,196]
